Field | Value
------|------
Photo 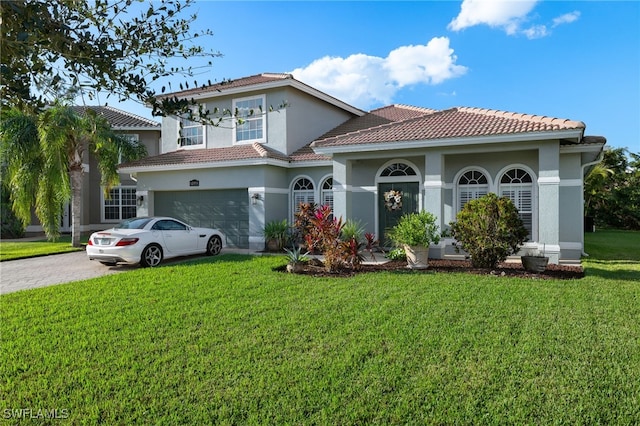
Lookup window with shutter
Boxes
[321,177,333,213]
[499,168,533,237]
[292,178,315,215]
[457,170,489,212]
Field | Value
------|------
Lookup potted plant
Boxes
[263,219,289,252]
[387,211,440,269]
[284,245,309,273]
[521,244,549,272]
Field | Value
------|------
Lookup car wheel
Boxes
[206,235,222,256]
[99,261,117,266]
[140,244,163,267]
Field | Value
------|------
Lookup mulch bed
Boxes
[274,258,584,280]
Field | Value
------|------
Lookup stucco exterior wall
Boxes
[160,87,354,156]
[283,88,354,155]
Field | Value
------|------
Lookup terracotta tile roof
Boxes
[120,143,289,169]
[371,104,438,121]
[311,107,586,149]
[72,106,160,129]
[157,73,293,99]
[289,145,331,162]
[314,104,436,141]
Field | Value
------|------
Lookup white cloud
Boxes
[552,11,581,27]
[522,24,549,39]
[448,0,538,32]
[448,0,580,39]
[521,10,580,39]
[290,37,467,109]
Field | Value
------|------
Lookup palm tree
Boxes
[1,103,146,247]
[584,162,614,219]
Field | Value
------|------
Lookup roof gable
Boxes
[156,73,365,116]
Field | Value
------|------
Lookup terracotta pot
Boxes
[266,238,283,252]
[404,245,429,269]
[521,256,549,272]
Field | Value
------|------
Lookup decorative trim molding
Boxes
[538,176,561,185]
[559,179,582,187]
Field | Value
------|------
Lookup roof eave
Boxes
[559,141,606,154]
[311,130,585,155]
[113,126,161,131]
[161,79,365,117]
[118,157,291,173]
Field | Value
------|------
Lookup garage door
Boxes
[154,189,249,248]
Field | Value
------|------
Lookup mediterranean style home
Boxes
[119,73,605,264]
[26,106,161,235]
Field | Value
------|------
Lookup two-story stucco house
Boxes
[119,73,605,264]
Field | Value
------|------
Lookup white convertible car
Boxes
[87,217,225,267]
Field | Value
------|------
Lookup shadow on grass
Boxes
[584,260,640,282]
[164,252,256,267]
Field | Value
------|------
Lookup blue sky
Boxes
[114,0,639,151]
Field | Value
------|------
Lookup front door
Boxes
[60,203,71,233]
[378,182,419,246]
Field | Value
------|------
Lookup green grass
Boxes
[584,228,640,261]
[1,232,639,424]
[0,235,87,261]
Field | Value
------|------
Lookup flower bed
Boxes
[275,258,584,280]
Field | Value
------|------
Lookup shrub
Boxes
[364,232,381,261]
[450,193,528,269]
[262,219,289,251]
[293,204,378,272]
[292,202,316,247]
[1,186,24,239]
[387,211,440,247]
[297,204,346,272]
[387,247,406,261]
[341,219,364,242]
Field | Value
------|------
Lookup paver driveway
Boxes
[0,248,250,294]
[0,251,133,294]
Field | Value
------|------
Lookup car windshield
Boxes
[116,217,153,230]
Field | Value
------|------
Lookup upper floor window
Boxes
[499,168,533,236]
[233,95,266,144]
[458,170,489,211]
[179,115,204,147]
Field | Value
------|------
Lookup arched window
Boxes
[380,163,417,177]
[499,168,533,236]
[292,177,315,214]
[320,177,333,212]
[458,170,489,211]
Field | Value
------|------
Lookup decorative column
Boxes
[424,152,445,258]
[332,156,352,221]
[248,187,266,251]
[538,143,561,263]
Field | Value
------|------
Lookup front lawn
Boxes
[1,232,639,424]
[0,235,86,261]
